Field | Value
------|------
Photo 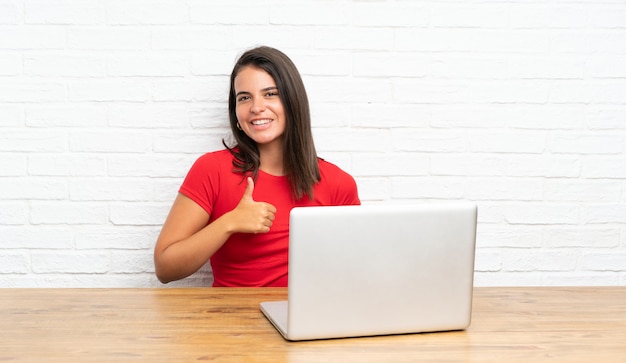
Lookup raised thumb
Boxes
[242,176,255,201]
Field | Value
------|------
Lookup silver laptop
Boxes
[260,202,477,341]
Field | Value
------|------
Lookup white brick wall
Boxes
[1,0,625,287]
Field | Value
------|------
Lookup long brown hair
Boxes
[224,46,320,200]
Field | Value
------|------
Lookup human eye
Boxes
[237,95,250,103]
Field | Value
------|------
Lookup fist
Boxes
[233,177,277,233]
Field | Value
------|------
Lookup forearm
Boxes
[154,214,235,284]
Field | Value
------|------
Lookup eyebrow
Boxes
[235,86,278,97]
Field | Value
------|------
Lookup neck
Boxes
[258,143,285,176]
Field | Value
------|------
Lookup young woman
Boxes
[154,46,360,287]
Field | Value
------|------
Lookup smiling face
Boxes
[234,66,287,150]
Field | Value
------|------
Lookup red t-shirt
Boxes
[179,149,360,287]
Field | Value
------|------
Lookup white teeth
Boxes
[252,119,271,125]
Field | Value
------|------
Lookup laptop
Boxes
[260,202,478,341]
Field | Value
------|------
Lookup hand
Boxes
[231,177,277,234]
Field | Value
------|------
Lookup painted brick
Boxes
[107,104,190,129]
[0,81,66,102]
[0,154,26,176]
[470,132,546,154]
[69,130,152,153]
[0,226,73,249]
[351,153,429,177]
[392,79,471,104]
[1,0,626,288]
[508,5,589,29]
[69,178,154,201]
[430,106,505,129]
[30,202,109,225]
[152,131,227,153]
[353,53,428,78]
[472,30,552,53]
[582,253,626,272]
[351,105,429,129]
[311,104,350,128]
[151,28,233,50]
[477,225,542,248]
[467,178,543,201]
[26,104,107,127]
[68,80,152,102]
[0,26,66,49]
[190,51,239,76]
[28,154,106,177]
[109,203,170,226]
[106,0,187,25]
[24,0,103,25]
[25,54,106,77]
[352,2,428,27]
[544,179,622,203]
[189,105,230,128]
[544,227,620,248]
[430,56,509,80]
[506,155,581,178]
[110,251,154,273]
[0,0,22,24]
[396,29,472,52]
[430,155,506,176]
[0,253,30,273]
[550,133,624,154]
[67,27,150,50]
[307,77,392,104]
[502,249,578,272]
[314,128,389,153]
[392,130,468,153]
[189,1,269,25]
[314,27,394,51]
[586,107,626,130]
[583,205,626,224]
[31,252,110,274]
[0,53,21,76]
[0,202,28,225]
[107,54,188,77]
[542,274,621,286]
[270,3,350,26]
[75,227,158,250]
[581,158,626,179]
[474,250,502,272]
[0,178,67,200]
[289,52,350,77]
[503,204,580,225]
[356,178,390,201]
[152,79,228,102]
[391,177,466,200]
[0,105,24,126]
[106,154,197,178]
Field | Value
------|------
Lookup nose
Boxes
[250,98,265,114]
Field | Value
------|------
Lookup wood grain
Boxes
[1,287,625,362]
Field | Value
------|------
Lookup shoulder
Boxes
[184,149,236,182]
[317,158,360,205]
[189,149,234,170]
[318,158,353,181]
[194,149,233,164]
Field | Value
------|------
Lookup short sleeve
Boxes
[178,153,221,215]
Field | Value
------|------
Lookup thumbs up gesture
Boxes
[231,177,277,234]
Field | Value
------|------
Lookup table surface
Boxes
[1,287,625,362]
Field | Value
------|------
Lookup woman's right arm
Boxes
[153,177,276,284]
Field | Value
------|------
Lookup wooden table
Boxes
[1,287,625,362]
